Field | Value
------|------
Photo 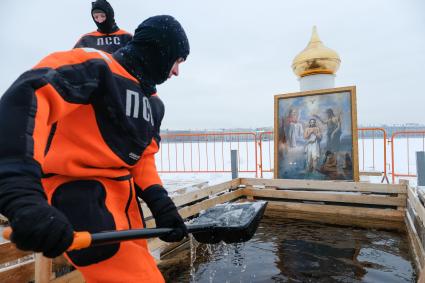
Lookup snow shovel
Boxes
[2,201,267,250]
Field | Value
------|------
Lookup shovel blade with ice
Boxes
[190,201,268,244]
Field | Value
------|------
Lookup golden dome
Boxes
[292,26,341,77]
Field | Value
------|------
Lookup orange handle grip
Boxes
[2,227,12,240]
[2,227,91,251]
[68,232,92,251]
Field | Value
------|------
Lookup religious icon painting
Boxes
[274,86,359,181]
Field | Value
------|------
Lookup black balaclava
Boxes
[91,0,118,34]
[113,15,190,95]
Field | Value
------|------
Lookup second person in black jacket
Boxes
[74,0,132,53]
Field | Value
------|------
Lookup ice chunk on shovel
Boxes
[189,201,268,244]
[3,201,267,249]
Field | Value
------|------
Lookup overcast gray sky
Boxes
[1,1,424,130]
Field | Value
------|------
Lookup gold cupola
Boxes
[292,26,341,77]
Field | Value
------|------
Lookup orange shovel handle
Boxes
[2,227,11,241]
[68,232,92,251]
[2,227,92,251]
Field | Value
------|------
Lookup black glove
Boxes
[10,203,74,258]
[0,162,74,258]
[138,184,187,242]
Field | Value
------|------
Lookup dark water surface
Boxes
[159,216,416,282]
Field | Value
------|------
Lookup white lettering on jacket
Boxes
[97,37,121,46]
[125,90,154,126]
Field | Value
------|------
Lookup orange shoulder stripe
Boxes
[85,29,132,37]
[85,31,102,37]
[113,29,132,36]
[32,49,138,83]
[33,48,107,70]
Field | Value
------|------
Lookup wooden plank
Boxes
[408,187,425,227]
[52,256,70,268]
[160,240,190,259]
[146,190,243,229]
[419,271,425,283]
[407,198,425,256]
[35,253,52,283]
[148,238,166,254]
[148,190,243,252]
[176,189,243,221]
[265,208,404,231]
[243,187,406,207]
[406,211,425,273]
[418,188,425,206]
[0,242,32,265]
[0,214,7,224]
[359,171,383,176]
[0,260,35,283]
[166,181,209,195]
[50,270,85,283]
[140,203,152,219]
[240,178,406,194]
[265,201,405,231]
[148,238,190,261]
[141,179,241,219]
[172,178,241,207]
[265,201,404,222]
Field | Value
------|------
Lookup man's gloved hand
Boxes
[154,201,187,242]
[0,162,74,258]
[138,185,187,242]
[10,203,74,258]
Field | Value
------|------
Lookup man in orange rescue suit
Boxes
[74,0,132,53]
[0,15,189,283]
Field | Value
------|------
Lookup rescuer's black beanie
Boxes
[113,15,190,95]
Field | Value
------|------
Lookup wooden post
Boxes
[400,179,410,186]
[417,151,425,186]
[231,150,238,179]
[418,268,425,283]
[35,254,52,283]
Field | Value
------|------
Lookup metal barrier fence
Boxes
[257,131,274,178]
[390,131,425,184]
[357,128,388,183]
[157,132,258,176]
[157,129,423,184]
